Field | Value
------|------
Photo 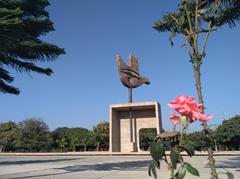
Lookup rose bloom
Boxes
[170,112,180,125]
[168,96,213,122]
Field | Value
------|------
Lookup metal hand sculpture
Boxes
[116,54,150,102]
[116,54,150,144]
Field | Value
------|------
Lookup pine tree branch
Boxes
[0,79,19,95]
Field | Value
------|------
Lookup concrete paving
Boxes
[0,155,239,179]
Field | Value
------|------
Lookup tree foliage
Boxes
[80,130,95,151]
[139,128,157,151]
[52,127,71,151]
[154,0,240,44]
[0,117,239,153]
[188,131,206,151]
[70,127,89,151]
[153,0,240,107]
[52,127,91,151]
[17,118,52,152]
[216,115,240,150]
[188,115,240,151]
[0,121,19,152]
[93,121,109,151]
[56,137,68,152]
[188,130,216,151]
[0,0,65,94]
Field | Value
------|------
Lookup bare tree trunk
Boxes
[0,145,4,152]
[214,140,218,152]
[96,142,100,151]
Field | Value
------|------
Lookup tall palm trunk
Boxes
[193,62,218,179]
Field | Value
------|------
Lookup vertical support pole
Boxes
[128,87,132,103]
[128,87,133,142]
[129,110,133,142]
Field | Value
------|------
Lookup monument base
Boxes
[109,102,163,152]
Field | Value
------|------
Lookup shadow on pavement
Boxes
[11,160,149,179]
[215,156,240,169]
[63,159,149,171]
[0,158,80,165]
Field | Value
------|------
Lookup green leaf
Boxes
[179,141,195,157]
[218,171,234,179]
[153,159,160,169]
[178,15,185,26]
[199,8,207,15]
[148,162,152,176]
[150,142,165,161]
[184,162,200,176]
[178,155,184,163]
[225,172,234,179]
[170,148,179,169]
[148,160,157,179]
[169,31,177,46]
[175,164,187,179]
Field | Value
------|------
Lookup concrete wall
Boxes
[109,102,162,152]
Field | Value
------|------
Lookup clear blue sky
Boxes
[1,0,240,132]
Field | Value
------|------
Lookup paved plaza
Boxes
[0,155,239,179]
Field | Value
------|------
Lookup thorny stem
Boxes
[169,2,218,178]
[182,1,218,177]
[184,35,193,58]
[192,50,218,179]
[171,167,174,178]
[180,122,185,145]
[184,35,219,179]
[165,148,175,178]
[193,65,204,106]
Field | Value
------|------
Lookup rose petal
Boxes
[199,114,213,122]
[170,112,180,125]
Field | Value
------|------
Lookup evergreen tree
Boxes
[0,0,65,94]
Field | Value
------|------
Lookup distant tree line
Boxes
[139,115,240,151]
[0,115,239,152]
[188,115,240,151]
[0,118,109,152]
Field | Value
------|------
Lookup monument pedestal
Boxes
[109,102,163,152]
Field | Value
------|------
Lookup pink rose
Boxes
[168,96,213,123]
[198,113,213,122]
[170,112,180,125]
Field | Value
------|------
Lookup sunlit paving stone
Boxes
[0,155,239,179]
